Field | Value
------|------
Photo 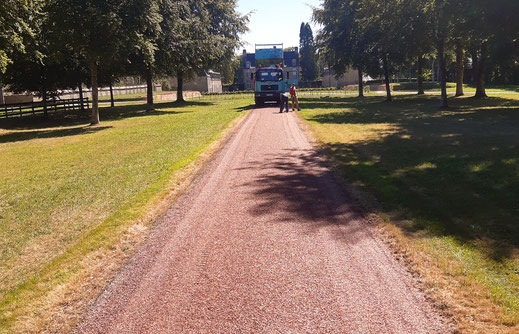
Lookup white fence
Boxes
[59,84,163,100]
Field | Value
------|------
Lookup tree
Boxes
[425,0,457,108]
[0,0,38,74]
[464,0,519,99]
[2,0,87,114]
[48,0,161,124]
[160,0,247,102]
[314,0,377,98]
[400,0,436,95]
[355,0,410,102]
[0,0,39,104]
[48,0,122,124]
[124,0,162,111]
[454,39,465,96]
[217,55,241,85]
[299,23,318,82]
[154,0,204,103]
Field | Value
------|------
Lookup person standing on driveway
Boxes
[280,92,289,113]
[289,84,301,111]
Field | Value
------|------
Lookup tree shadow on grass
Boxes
[0,125,113,144]
[233,104,255,112]
[300,94,519,262]
[470,84,519,93]
[99,97,145,103]
[0,100,214,131]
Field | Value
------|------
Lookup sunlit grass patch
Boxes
[0,97,251,332]
[299,93,519,332]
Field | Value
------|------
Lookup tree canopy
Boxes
[299,23,319,82]
[314,0,519,106]
[0,0,40,74]
[1,0,247,123]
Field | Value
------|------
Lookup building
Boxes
[241,47,300,91]
[169,70,223,93]
[321,68,359,88]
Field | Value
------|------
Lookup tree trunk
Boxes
[79,83,84,111]
[382,53,392,102]
[417,56,425,95]
[109,80,115,108]
[475,43,487,98]
[437,36,448,108]
[357,66,364,98]
[431,59,436,82]
[146,66,154,110]
[0,83,5,105]
[90,60,100,125]
[42,90,48,118]
[41,65,48,118]
[177,70,185,102]
[455,41,464,97]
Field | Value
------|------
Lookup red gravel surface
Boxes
[78,107,450,333]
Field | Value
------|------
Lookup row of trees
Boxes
[0,0,247,123]
[314,0,519,107]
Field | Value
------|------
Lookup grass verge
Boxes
[0,97,252,333]
[298,93,519,333]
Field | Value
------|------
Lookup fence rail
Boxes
[0,98,90,118]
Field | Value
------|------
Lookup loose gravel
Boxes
[77,107,450,333]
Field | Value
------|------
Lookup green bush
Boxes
[161,80,171,91]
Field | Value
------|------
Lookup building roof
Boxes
[283,50,299,68]
[243,53,256,68]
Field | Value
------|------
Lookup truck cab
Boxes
[253,66,286,105]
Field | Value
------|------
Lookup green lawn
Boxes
[0,97,252,330]
[298,93,519,330]
[98,91,163,102]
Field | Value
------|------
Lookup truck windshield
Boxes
[256,69,283,82]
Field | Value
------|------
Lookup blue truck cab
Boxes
[250,44,299,106]
[254,66,285,105]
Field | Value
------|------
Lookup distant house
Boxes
[321,68,359,88]
[2,92,33,104]
[169,70,223,93]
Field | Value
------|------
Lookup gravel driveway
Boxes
[78,106,449,333]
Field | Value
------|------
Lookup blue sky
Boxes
[237,0,322,53]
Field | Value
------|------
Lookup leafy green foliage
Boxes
[314,0,519,106]
[156,0,248,101]
[2,0,247,120]
[299,23,318,82]
[0,0,39,74]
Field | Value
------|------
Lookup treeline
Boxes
[0,0,247,124]
[314,0,519,107]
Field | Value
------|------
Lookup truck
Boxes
[250,44,299,106]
